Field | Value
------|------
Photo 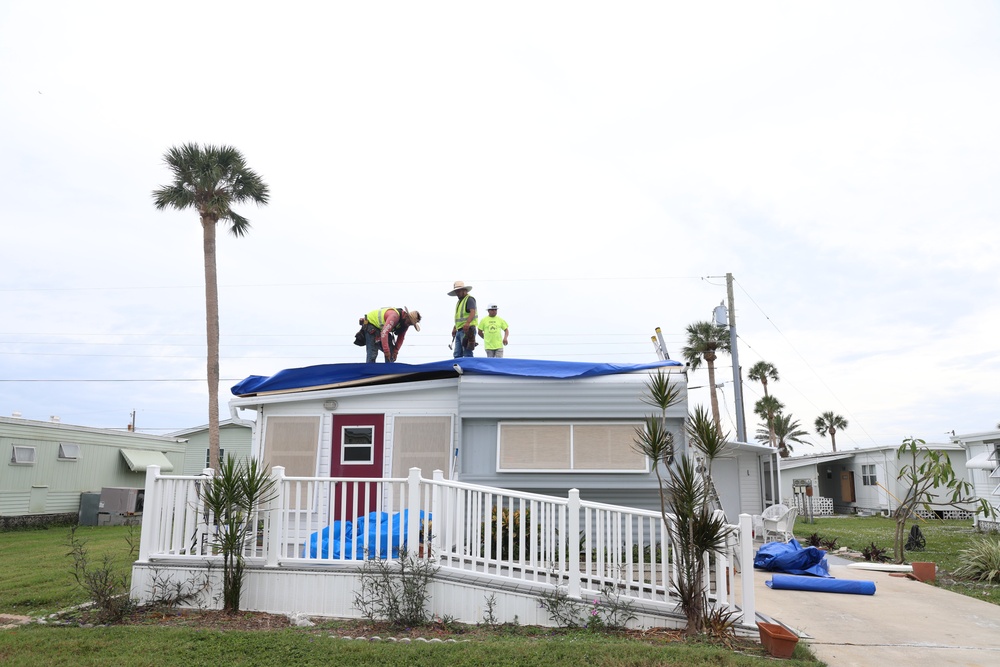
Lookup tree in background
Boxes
[814,411,848,453]
[756,413,811,458]
[754,396,783,453]
[152,144,269,469]
[892,437,993,564]
[681,321,731,432]
[748,361,780,447]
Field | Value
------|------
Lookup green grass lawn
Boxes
[0,524,139,616]
[792,515,1000,605]
[0,524,821,667]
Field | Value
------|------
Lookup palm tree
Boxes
[748,361,779,448]
[681,321,731,432]
[754,396,783,454]
[747,361,779,398]
[814,411,848,453]
[153,144,269,470]
[757,413,811,458]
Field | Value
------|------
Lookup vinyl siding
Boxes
[0,418,184,516]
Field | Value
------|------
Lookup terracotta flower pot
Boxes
[910,561,935,583]
[757,621,799,659]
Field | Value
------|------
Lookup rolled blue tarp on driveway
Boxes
[767,574,876,595]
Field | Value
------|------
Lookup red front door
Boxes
[330,414,384,521]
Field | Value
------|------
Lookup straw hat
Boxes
[447,280,473,296]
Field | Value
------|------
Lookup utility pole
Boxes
[726,273,747,442]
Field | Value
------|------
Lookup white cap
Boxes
[488,304,498,309]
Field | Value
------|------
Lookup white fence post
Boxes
[266,466,285,567]
[739,513,755,625]
[567,488,581,598]
[431,470,444,558]
[137,464,160,562]
[407,467,422,556]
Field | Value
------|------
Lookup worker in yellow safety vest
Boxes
[360,307,421,363]
[448,281,477,358]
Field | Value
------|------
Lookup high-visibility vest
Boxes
[454,295,477,329]
[367,307,404,330]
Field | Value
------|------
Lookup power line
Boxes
[733,277,877,448]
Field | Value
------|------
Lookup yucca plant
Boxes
[953,536,1000,583]
[200,455,276,612]
[633,371,734,637]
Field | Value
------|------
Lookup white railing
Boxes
[138,465,754,623]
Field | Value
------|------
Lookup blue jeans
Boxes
[365,326,393,363]
[453,329,474,358]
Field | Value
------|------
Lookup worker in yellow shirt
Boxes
[477,304,509,357]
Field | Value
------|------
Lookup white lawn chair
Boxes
[753,503,787,539]
[762,506,798,543]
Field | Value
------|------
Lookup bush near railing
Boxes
[481,507,536,560]
[584,542,664,564]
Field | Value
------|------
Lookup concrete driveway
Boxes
[752,556,1000,666]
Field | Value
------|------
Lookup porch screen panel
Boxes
[391,416,453,479]
[498,424,570,470]
[263,416,321,477]
[573,424,646,471]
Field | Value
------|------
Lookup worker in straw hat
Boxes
[448,281,477,358]
[359,307,421,363]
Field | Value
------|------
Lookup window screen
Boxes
[263,416,320,476]
[391,416,453,479]
[573,424,647,470]
[499,424,571,470]
[498,422,646,472]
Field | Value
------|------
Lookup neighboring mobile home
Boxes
[778,442,973,518]
[167,419,253,475]
[0,416,185,524]
[228,358,772,522]
[952,429,1000,531]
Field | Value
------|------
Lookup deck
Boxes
[132,465,756,629]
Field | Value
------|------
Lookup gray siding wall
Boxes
[454,371,687,511]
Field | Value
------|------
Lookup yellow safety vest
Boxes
[367,307,403,330]
[454,295,477,329]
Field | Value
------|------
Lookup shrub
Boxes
[804,533,823,548]
[67,525,137,623]
[861,542,889,563]
[482,507,535,560]
[953,536,1000,583]
[820,537,839,551]
[354,549,438,627]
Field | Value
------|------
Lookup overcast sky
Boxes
[1,1,998,451]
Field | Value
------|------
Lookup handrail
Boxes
[138,465,753,624]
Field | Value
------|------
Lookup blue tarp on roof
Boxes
[231,358,683,397]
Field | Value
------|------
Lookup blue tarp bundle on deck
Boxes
[305,510,429,560]
[231,358,682,396]
[754,539,831,577]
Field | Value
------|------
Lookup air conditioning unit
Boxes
[98,487,145,514]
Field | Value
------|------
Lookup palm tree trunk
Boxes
[829,428,837,453]
[202,215,221,471]
[706,361,721,431]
